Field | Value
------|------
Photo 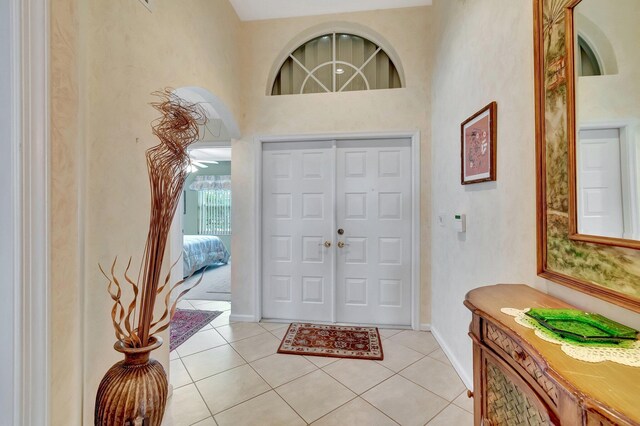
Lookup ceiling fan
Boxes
[186,159,219,173]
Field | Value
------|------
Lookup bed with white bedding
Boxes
[182,235,230,277]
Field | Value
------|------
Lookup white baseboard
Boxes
[430,326,473,391]
[419,323,431,331]
[229,313,257,322]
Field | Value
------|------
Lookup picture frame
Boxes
[534,0,640,311]
[461,101,497,185]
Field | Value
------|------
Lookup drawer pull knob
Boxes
[512,349,526,362]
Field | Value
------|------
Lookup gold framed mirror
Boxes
[535,0,640,311]
[566,0,640,250]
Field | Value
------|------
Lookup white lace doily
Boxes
[501,308,640,367]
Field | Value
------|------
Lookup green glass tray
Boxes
[524,308,638,344]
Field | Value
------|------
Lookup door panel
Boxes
[336,139,412,326]
[578,128,624,238]
[262,142,334,321]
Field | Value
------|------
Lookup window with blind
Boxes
[271,33,402,95]
[191,175,231,235]
[198,189,231,235]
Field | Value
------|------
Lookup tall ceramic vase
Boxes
[95,337,168,426]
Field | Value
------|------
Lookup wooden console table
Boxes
[465,284,640,425]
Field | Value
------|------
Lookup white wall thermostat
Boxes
[454,214,466,233]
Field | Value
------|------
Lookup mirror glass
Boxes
[572,0,640,241]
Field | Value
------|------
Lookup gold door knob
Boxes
[324,241,332,248]
[337,241,345,248]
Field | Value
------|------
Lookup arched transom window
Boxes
[271,33,403,95]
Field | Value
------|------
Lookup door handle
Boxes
[337,241,349,248]
[321,241,332,248]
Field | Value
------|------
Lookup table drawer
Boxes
[483,321,559,407]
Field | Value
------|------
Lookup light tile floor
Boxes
[163,300,473,426]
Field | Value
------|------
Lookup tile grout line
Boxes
[172,324,466,425]
[172,314,233,360]
[396,361,465,404]
[358,397,402,425]
[253,360,320,392]
[230,333,279,366]
[217,327,272,345]
[190,366,220,424]
[304,393,361,425]
[320,360,396,394]
[234,339,365,425]
[355,370,449,426]
[179,328,452,377]
[267,387,310,424]
[181,399,212,426]
[175,325,227,357]
[172,357,196,390]
[176,345,249,392]
[177,343,320,395]
[308,337,450,425]
[175,339,229,360]
[423,402,454,426]
[211,387,275,423]
[452,395,474,414]
[354,371,418,424]
[178,329,270,360]
[398,377,463,405]
[194,344,272,423]
[241,356,309,424]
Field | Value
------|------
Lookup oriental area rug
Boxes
[170,309,222,351]
[278,323,384,360]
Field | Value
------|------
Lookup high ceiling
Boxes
[190,147,232,162]
[228,0,432,21]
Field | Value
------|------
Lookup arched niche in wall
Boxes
[574,12,618,76]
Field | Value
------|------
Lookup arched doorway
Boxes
[168,86,240,376]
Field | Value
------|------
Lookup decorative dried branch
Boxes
[123,258,142,347]
[100,259,130,345]
[100,89,209,348]
[149,269,205,336]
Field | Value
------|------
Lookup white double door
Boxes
[262,138,412,326]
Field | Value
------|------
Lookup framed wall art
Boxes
[461,102,497,185]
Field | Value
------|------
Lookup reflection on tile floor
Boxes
[163,300,473,426]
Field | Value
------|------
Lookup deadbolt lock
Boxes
[337,228,345,235]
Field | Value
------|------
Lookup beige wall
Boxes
[429,0,640,389]
[50,0,85,423]
[577,0,640,123]
[51,0,243,424]
[231,6,434,324]
[430,0,541,386]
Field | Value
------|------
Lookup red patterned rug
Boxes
[170,309,223,352]
[277,323,383,360]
